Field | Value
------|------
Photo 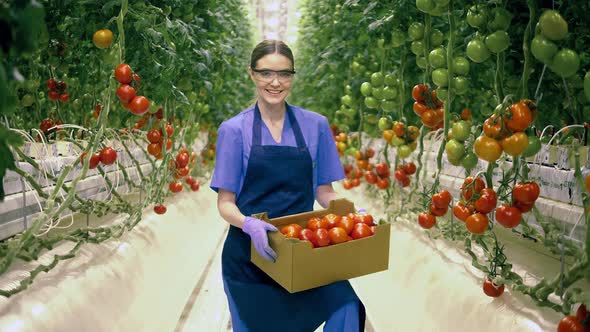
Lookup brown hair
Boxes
[250,39,294,70]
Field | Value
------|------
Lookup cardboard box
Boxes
[251,199,390,293]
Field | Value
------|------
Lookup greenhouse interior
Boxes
[1,0,590,331]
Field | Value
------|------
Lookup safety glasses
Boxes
[251,68,296,83]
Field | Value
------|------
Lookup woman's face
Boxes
[249,53,294,107]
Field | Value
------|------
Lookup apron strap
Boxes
[252,102,307,149]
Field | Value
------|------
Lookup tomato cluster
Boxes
[379,118,419,159]
[360,71,400,113]
[494,181,540,229]
[342,147,389,190]
[114,64,150,116]
[412,84,444,129]
[531,10,580,78]
[333,129,349,156]
[363,161,391,190]
[46,78,69,103]
[393,162,416,188]
[453,177,498,234]
[446,112,477,170]
[279,212,376,248]
[557,304,590,332]
[39,117,62,135]
[465,5,513,63]
[407,21,443,71]
[417,189,451,229]
[475,99,538,163]
[80,146,118,169]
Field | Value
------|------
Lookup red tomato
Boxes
[453,202,472,222]
[351,223,372,239]
[337,216,355,234]
[47,78,56,90]
[403,162,416,175]
[117,84,136,103]
[281,224,302,239]
[513,200,534,213]
[505,102,533,132]
[370,226,377,235]
[412,84,429,102]
[474,188,497,214]
[299,228,316,248]
[413,102,429,116]
[430,203,448,217]
[394,169,408,181]
[400,177,410,187]
[375,162,390,178]
[165,124,174,137]
[365,147,375,158]
[307,217,329,231]
[483,278,505,297]
[322,213,342,229]
[513,181,540,204]
[376,178,390,189]
[174,167,189,179]
[48,90,60,101]
[129,96,150,115]
[314,228,331,247]
[418,213,436,229]
[351,178,361,187]
[364,171,378,184]
[557,316,585,332]
[465,213,489,234]
[576,304,588,325]
[147,143,161,156]
[461,176,485,201]
[166,138,173,151]
[342,179,353,190]
[185,176,195,185]
[176,152,190,168]
[100,147,117,165]
[190,182,200,191]
[169,181,183,193]
[155,108,164,119]
[115,64,132,84]
[147,129,161,144]
[432,190,452,209]
[59,93,69,102]
[154,205,167,215]
[81,152,101,169]
[328,227,349,244]
[354,213,374,226]
[495,205,522,228]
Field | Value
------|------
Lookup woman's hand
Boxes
[242,217,278,262]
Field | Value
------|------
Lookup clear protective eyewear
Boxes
[251,68,296,83]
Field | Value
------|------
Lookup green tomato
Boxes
[584,72,590,100]
[391,136,405,147]
[411,41,424,56]
[466,5,488,30]
[432,68,449,87]
[521,135,542,158]
[451,56,470,76]
[345,85,353,95]
[397,145,412,159]
[21,94,35,107]
[378,117,393,131]
[372,87,385,100]
[341,95,353,107]
[25,79,40,92]
[550,49,580,78]
[371,72,384,87]
[381,100,397,113]
[466,39,491,63]
[428,47,447,69]
[377,38,385,49]
[488,7,512,31]
[71,98,82,111]
[428,4,447,16]
[343,107,357,118]
[365,113,378,125]
[436,88,448,101]
[384,74,398,86]
[364,97,380,109]
[539,10,568,41]
[416,56,427,69]
[485,31,510,54]
[360,82,373,97]
[382,86,398,100]
[445,139,465,160]
[452,120,471,142]
[188,91,198,103]
[392,29,406,47]
[531,35,558,65]
[433,0,449,5]
[430,29,444,47]
[416,0,435,13]
[447,154,462,166]
[461,152,478,170]
[408,22,424,41]
[452,76,469,95]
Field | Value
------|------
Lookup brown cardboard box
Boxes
[251,199,390,293]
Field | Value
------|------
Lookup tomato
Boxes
[185,176,195,185]
[117,84,136,103]
[351,223,372,239]
[465,213,489,234]
[59,93,69,102]
[322,213,342,229]
[407,126,420,141]
[431,68,448,88]
[376,178,390,189]
[166,138,173,151]
[147,143,161,156]
[445,139,465,160]
[48,90,60,101]
[522,135,542,158]
[337,217,355,235]
[495,204,522,228]
[307,217,328,231]
[413,102,429,117]
[418,213,436,229]
[513,200,534,213]
[169,181,183,193]
[416,0,435,13]
[466,5,488,29]
[501,132,529,157]
[128,96,150,115]
[488,7,512,31]
[93,29,113,49]
[190,181,200,191]
[377,117,392,131]
[100,147,117,165]
[483,114,509,139]
[147,130,161,144]
[452,120,471,142]
[298,229,316,247]
[392,122,405,138]
[328,227,349,244]
[154,205,167,215]
[430,203,448,217]
[461,152,478,171]
[403,162,416,175]
[551,49,580,78]
[453,202,472,222]
[451,57,470,76]
[539,10,568,41]
[408,22,424,41]
[557,316,585,332]
[176,152,190,168]
[397,145,412,159]
[466,39,491,63]
[115,64,132,84]
[506,102,532,132]
[484,31,510,54]
[382,129,394,143]
[364,171,377,184]
[475,188,497,214]
[394,169,408,182]
[461,176,485,201]
[513,181,540,204]
[474,135,503,163]
[531,35,558,65]
[354,213,374,226]
[432,190,451,209]
[576,304,588,324]
[365,147,375,158]
[281,224,302,239]
[375,162,389,178]
[412,84,429,102]
[88,153,101,169]
[483,278,505,297]
[421,110,440,128]
[314,228,331,247]
[428,47,447,69]
[47,78,56,90]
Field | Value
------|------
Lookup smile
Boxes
[265,89,283,95]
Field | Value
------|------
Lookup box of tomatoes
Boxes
[250,199,390,293]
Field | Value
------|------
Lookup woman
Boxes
[210,39,365,332]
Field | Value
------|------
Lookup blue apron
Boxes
[221,103,365,332]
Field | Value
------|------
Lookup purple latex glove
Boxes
[357,208,367,213]
[242,217,278,262]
